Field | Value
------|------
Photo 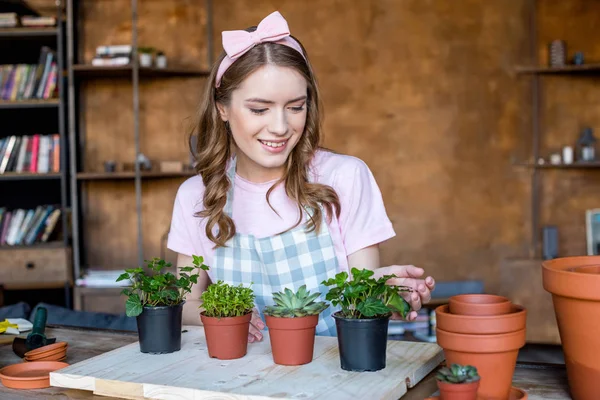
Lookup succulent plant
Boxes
[436,364,480,384]
[264,285,328,318]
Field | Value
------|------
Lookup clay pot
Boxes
[542,256,600,400]
[436,328,526,400]
[436,304,527,335]
[449,294,511,316]
[436,379,480,400]
[265,314,318,366]
[200,312,252,360]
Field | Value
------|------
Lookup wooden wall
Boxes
[24,0,600,343]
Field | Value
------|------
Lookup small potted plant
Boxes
[322,267,412,372]
[200,280,255,360]
[435,364,480,400]
[155,51,167,68]
[116,255,208,354]
[263,285,328,366]
[138,46,154,67]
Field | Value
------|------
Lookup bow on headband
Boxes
[215,11,306,88]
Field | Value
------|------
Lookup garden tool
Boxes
[12,307,56,358]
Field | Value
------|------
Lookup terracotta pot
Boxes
[448,294,511,316]
[436,328,525,400]
[265,314,318,366]
[200,312,252,360]
[436,304,526,335]
[542,256,600,400]
[436,379,479,400]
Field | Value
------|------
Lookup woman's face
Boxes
[217,64,308,182]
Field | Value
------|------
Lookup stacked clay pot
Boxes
[435,294,527,400]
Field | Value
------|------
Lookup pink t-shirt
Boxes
[167,150,395,281]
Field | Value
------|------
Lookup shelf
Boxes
[515,64,600,74]
[0,241,67,250]
[0,99,60,109]
[0,27,58,38]
[72,64,210,78]
[77,170,196,180]
[0,172,62,180]
[516,162,600,169]
[2,281,70,290]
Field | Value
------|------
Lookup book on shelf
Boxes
[76,269,131,288]
[0,13,56,28]
[0,205,62,247]
[91,44,132,67]
[0,46,58,101]
[0,134,60,174]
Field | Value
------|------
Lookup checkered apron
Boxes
[212,158,340,336]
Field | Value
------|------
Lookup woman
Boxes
[168,11,435,342]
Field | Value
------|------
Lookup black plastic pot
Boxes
[136,302,184,354]
[333,311,390,371]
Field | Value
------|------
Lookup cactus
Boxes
[264,285,328,318]
[436,364,480,384]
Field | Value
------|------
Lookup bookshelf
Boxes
[0,3,72,307]
[67,0,212,312]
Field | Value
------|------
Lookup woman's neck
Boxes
[235,154,284,183]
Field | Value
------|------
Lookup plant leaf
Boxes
[125,294,143,317]
[357,298,389,317]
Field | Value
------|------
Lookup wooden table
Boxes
[0,325,572,400]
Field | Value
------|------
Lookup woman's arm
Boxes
[347,244,435,320]
[176,253,211,326]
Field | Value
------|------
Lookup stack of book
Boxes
[0,13,55,28]
[91,45,132,67]
[0,134,60,174]
[76,269,131,288]
[0,13,18,28]
[0,205,61,246]
[0,47,58,101]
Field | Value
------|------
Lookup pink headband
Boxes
[215,11,307,88]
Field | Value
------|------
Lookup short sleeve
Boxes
[167,187,196,257]
[335,158,396,255]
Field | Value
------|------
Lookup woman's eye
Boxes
[250,108,267,115]
[290,106,305,112]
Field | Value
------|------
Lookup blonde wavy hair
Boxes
[190,28,340,248]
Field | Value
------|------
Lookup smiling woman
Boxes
[167,11,435,342]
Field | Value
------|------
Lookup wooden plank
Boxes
[50,326,444,400]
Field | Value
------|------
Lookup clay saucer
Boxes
[449,294,512,316]
[25,346,67,361]
[26,350,67,362]
[425,386,528,400]
[0,361,69,389]
[24,342,68,358]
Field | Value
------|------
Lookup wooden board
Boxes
[50,325,444,400]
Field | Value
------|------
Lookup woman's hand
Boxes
[373,265,435,321]
[248,308,265,343]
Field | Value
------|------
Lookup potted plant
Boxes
[322,267,412,372]
[200,280,255,360]
[116,255,208,354]
[263,285,328,366]
[155,51,167,68]
[138,47,154,67]
[435,363,480,400]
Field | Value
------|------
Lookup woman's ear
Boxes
[216,102,229,122]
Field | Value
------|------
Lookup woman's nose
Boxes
[268,112,288,136]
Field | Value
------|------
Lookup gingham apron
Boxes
[213,157,340,336]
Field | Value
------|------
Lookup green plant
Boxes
[436,364,480,384]
[322,267,412,319]
[263,285,328,317]
[200,280,255,318]
[138,47,155,54]
[117,255,208,317]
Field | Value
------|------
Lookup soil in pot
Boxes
[265,314,318,366]
[437,379,479,400]
[333,311,390,372]
[136,303,183,354]
[542,256,600,400]
[200,312,252,360]
[448,294,511,316]
[436,328,526,400]
[435,304,526,335]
